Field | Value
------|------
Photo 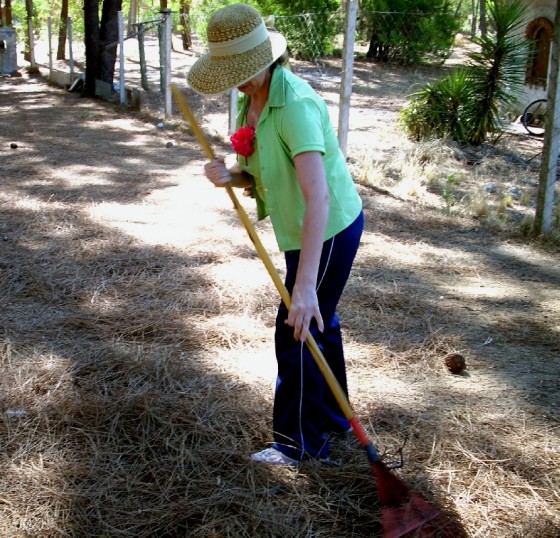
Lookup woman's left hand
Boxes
[285,283,324,342]
[285,151,329,343]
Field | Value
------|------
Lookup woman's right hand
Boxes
[204,157,232,187]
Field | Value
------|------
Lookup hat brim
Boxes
[187,31,287,96]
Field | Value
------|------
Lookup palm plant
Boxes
[467,0,530,143]
[401,0,530,145]
[401,68,478,142]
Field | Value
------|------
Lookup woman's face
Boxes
[237,69,271,96]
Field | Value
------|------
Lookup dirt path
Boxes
[1,72,559,537]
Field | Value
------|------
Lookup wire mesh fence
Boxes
[30,6,460,123]
[184,8,458,65]
[273,11,346,61]
[33,8,458,90]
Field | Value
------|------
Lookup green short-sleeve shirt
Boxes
[237,67,362,252]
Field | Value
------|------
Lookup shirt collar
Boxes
[267,66,286,108]
[244,67,285,127]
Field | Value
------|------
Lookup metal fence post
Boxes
[338,0,357,157]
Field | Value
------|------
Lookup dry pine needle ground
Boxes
[1,53,560,538]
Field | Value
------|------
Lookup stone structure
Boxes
[0,27,17,75]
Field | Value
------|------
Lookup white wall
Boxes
[513,0,557,112]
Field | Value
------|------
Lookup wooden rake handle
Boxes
[170,83,361,430]
[168,89,452,538]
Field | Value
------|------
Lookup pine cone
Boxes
[444,353,466,374]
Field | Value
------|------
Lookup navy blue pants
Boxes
[272,212,364,461]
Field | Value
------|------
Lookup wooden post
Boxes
[56,0,68,60]
[24,0,33,64]
[158,17,164,93]
[162,9,172,117]
[534,0,560,237]
[47,17,53,77]
[137,23,149,90]
[5,0,12,27]
[127,0,137,35]
[338,0,358,157]
[67,17,74,82]
[180,1,192,50]
[118,11,126,104]
[27,17,36,68]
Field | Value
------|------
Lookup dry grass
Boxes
[1,47,560,538]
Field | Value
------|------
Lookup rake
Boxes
[170,83,448,537]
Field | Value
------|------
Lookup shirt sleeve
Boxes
[279,98,326,158]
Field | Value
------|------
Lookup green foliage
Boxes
[358,0,462,65]
[442,173,460,209]
[401,68,477,142]
[8,0,197,39]
[190,0,262,45]
[8,0,47,46]
[273,11,341,60]
[9,0,90,39]
[401,0,530,145]
[191,0,341,60]
[260,0,341,60]
[259,0,339,17]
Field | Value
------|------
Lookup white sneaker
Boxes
[250,447,299,466]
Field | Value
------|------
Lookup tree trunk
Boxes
[0,3,3,27]
[24,0,33,61]
[83,0,100,96]
[454,0,463,19]
[180,1,191,50]
[470,0,477,38]
[479,0,487,38]
[366,33,389,62]
[127,0,137,35]
[5,0,12,26]
[98,0,122,85]
[56,0,68,60]
[83,0,122,96]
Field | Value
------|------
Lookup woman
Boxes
[188,3,363,465]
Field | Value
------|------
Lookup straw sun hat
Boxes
[187,3,287,95]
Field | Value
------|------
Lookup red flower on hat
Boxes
[230,126,255,160]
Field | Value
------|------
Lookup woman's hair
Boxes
[270,48,290,72]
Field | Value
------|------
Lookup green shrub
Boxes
[258,0,340,60]
[401,69,478,142]
[358,0,462,65]
[401,0,530,145]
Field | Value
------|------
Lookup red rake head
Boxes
[381,492,441,538]
[372,463,441,538]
